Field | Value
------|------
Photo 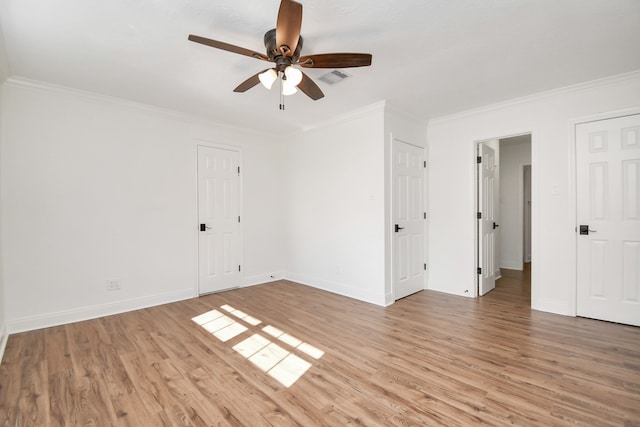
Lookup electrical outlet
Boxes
[106,279,121,291]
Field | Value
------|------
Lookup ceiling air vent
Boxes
[318,70,350,85]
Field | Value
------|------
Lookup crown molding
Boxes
[429,69,640,125]
[4,76,278,138]
[385,103,428,127]
[297,100,386,134]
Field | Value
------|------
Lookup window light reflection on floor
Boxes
[192,308,247,342]
[192,304,324,388]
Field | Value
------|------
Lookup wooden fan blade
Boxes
[275,0,303,57]
[233,69,272,93]
[298,53,372,68]
[188,34,269,61]
[297,72,324,100]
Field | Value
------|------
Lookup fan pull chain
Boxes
[279,73,285,111]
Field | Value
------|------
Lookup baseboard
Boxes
[500,260,524,270]
[427,281,475,298]
[7,288,196,334]
[0,322,7,365]
[284,272,385,306]
[242,271,285,287]
[384,292,395,307]
[531,298,573,317]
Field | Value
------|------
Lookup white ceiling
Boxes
[1,0,639,133]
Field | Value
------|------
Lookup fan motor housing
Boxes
[264,28,303,67]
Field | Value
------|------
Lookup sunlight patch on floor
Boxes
[221,304,262,326]
[192,308,247,342]
[268,354,312,388]
[192,304,324,388]
[233,334,313,388]
[262,324,324,360]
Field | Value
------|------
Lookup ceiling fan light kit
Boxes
[281,78,298,96]
[284,66,303,86]
[188,0,372,108]
[258,69,278,89]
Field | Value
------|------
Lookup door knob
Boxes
[579,225,596,235]
[493,222,499,230]
[395,224,405,232]
[200,224,213,231]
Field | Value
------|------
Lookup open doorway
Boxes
[476,134,532,298]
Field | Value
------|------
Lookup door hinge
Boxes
[477,267,482,275]
[477,156,482,164]
[238,265,241,272]
[423,160,427,168]
[477,212,482,219]
[238,216,241,223]
[424,263,427,271]
[424,212,426,219]
[237,166,240,175]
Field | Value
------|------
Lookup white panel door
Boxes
[393,140,425,300]
[478,144,496,296]
[577,114,640,326]
[197,146,241,294]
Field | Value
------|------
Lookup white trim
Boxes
[4,77,273,138]
[530,130,541,313]
[474,131,537,302]
[0,322,8,364]
[430,70,640,125]
[568,107,640,317]
[299,100,386,133]
[385,103,429,128]
[533,298,573,317]
[7,288,195,334]
[285,272,385,307]
[523,164,533,263]
[384,131,393,305]
[569,106,640,127]
[242,271,285,287]
[384,292,394,306]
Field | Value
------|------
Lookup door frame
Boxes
[523,164,532,263]
[474,132,535,301]
[568,106,640,316]
[391,138,427,301]
[194,140,244,295]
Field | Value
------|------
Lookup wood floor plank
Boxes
[11,329,50,426]
[1,267,639,426]
[0,332,27,426]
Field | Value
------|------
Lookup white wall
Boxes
[0,79,286,333]
[427,71,640,316]
[285,103,386,305]
[499,135,531,270]
[284,102,427,306]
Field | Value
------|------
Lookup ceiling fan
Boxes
[188,0,372,101]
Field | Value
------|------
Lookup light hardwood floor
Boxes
[1,267,639,426]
